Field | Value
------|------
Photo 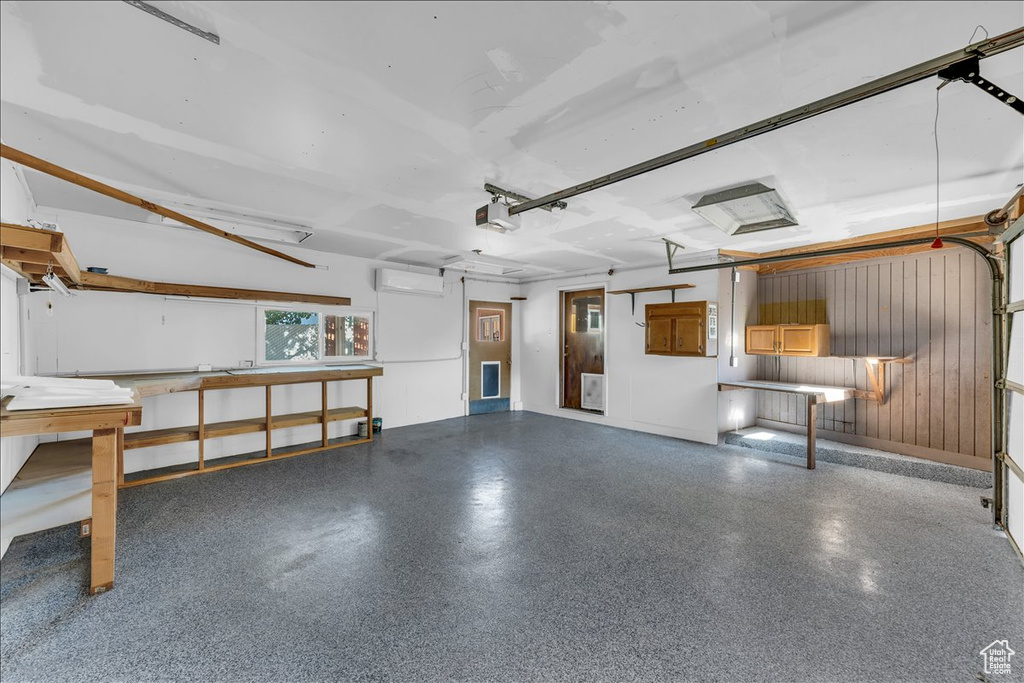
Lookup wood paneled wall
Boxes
[756,248,991,463]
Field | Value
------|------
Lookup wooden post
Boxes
[366,377,373,441]
[197,389,205,470]
[806,396,817,470]
[90,428,118,594]
[116,427,125,486]
[321,380,328,448]
[265,385,273,457]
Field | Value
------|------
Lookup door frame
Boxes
[558,284,608,414]
[467,299,514,416]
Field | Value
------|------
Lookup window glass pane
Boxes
[477,310,503,342]
[265,310,319,361]
[325,315,371,357]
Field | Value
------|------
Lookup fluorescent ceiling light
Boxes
[160,210,313,245]
[691,183,797,236]
[42,272,74,297]
[443,256,524,276]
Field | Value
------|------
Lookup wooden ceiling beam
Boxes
[0,222,62,252]
[751,239,992,275]
[1,223,349,305]
[19,262,69,277]
[1,246,56,265]
[0,144,316,269]
[78,272,350,306]
[720,214,995,275]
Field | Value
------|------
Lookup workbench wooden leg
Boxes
[266,385,273,457]
[806,397,817,470]
[321,381,328,448]
[116,427,125,486]
[198,389,205,470]
[366,377,373,442]
[90,428,118,594]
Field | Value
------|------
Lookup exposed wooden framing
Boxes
[722,215,995,275]
[1,223,350,305]
[2,246,55,266]
[0,222,62,252]
[19,263,70,277]
[0,144,316,268]
[79,272,350,306]
[716,250,762,270]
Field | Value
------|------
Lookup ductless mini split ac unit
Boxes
[375,268,445,297]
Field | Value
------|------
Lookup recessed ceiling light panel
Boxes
[691,183,797,236]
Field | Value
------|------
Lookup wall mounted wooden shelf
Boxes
[608,283,696,314]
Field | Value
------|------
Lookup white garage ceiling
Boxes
[1,1,1021,277]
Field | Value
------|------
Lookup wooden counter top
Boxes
[64,365,384,397]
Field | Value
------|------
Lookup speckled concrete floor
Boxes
[1,412,1021,683]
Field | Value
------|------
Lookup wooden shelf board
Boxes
[123,406,366,450]
[120,435,371,488]
[608,284,696,295]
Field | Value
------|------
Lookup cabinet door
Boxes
[673,315,704,356]
[646,317,673,354]
[778,325,817,356]
[746,325,777,355]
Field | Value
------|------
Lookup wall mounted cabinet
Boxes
[645,301,709,356]
[745,324,830,357]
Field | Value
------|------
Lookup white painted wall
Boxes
[1,157,38,499]
[21,208,519,474]
[519,256,755,445]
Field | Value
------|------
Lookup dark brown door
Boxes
[562,288,605,410]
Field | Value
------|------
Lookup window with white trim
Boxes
[258,308,373,364]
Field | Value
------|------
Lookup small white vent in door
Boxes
[581,373,605,411]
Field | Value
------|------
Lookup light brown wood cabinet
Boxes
[745,324,830,357]
[645,301,708,356]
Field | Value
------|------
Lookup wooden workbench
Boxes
[718,380,855,469]
[92,365,384,487]
[0,393,143,594]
